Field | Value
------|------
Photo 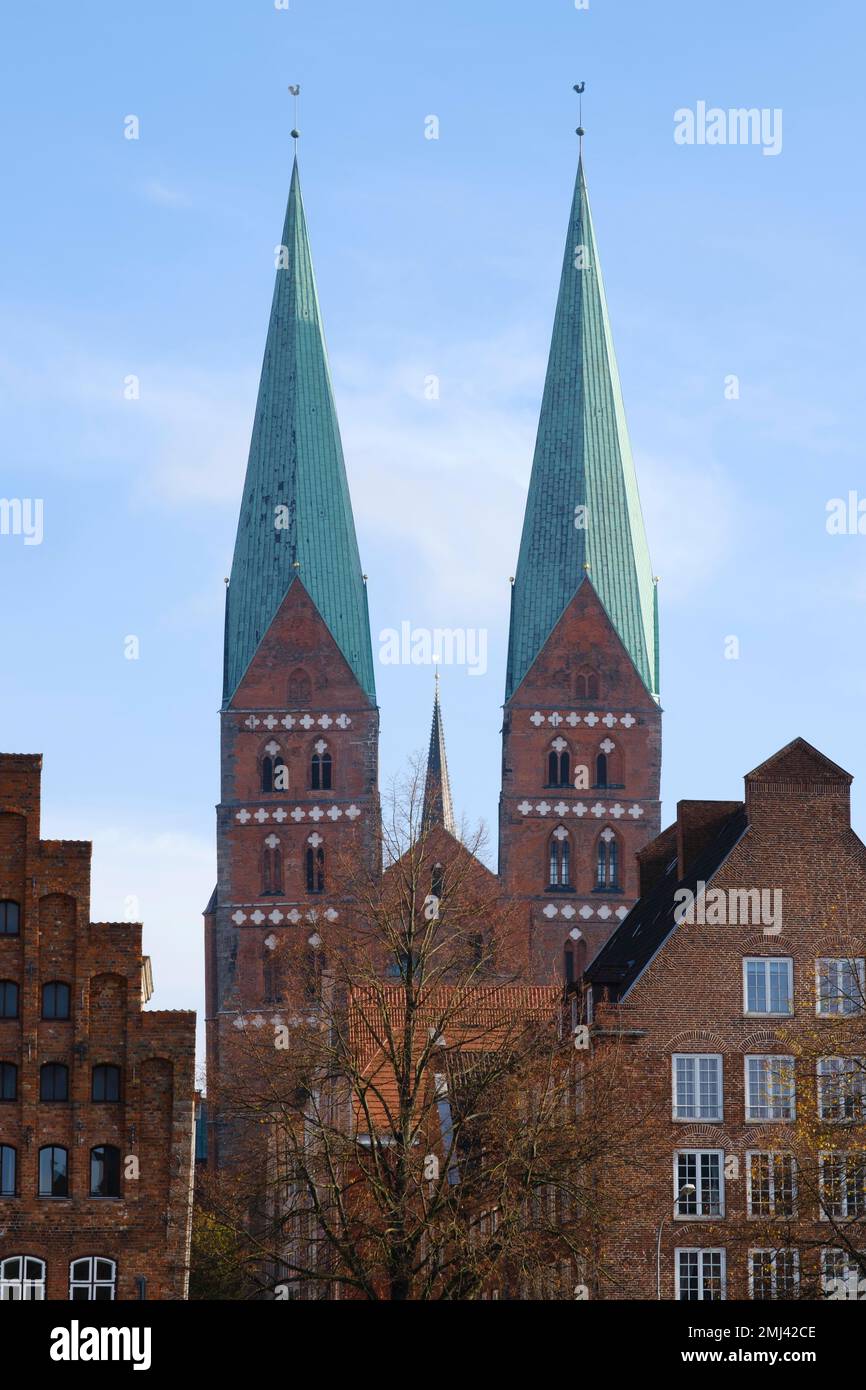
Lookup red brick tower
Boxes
[499,149,662,982]
[204,152,378,1167]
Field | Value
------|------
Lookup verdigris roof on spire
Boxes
[506,154,657,700]
[224,156,375,704]
[422,676,456,835]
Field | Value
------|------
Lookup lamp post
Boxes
[657,1183,696,1299]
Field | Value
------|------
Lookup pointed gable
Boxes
[506,154,657,701]
[224,156,375,705]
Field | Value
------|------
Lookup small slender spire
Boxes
[422,671,456,836]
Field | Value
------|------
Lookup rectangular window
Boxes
[816,959,865,1016]
[672,1054,722,1122]
[743,958,793,1016]
[745,1055,795,1121]
[674,1150,724,1218]
[819,1153,866,1220]
[675,1248,726,1301]
[749,1249,799,1300]
[746,1151,796,1218]
[818,1058,866,1122]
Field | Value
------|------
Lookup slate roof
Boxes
[585,806,749,999]
[421,675,455,835]
[506,154,657,700]
[224,156,375,704]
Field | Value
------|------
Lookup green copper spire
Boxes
[224,155,375,704]
[505,154,657,700]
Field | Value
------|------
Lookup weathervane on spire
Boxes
[289,84,300,141]
[574,82,586,151]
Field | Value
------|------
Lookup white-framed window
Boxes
[819,1152,866,1220]
[816,959,865,1016]
[69,1256,116,1300]
[675,1248,726,1301]
[745,1055,795,1121]
[746,1150,796,1218]
[749,1248,799,1300]
[817,1057,866,1122]
[0,1256,46,1300]
[743,958,793,1016]
[674,1150,724,1218]
[672,1054,722,1122]
[822,1249,866,1299]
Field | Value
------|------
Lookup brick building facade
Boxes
[0,754,196,1300]
[584,738,866,1300]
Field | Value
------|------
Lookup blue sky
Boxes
[2,1,865,1060]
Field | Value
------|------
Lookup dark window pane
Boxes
[0,1063,16,1101]
[0,982,18,1018]
[40,1063,69,1102]
[90,1145,121,1198]
[39,1146,68,1197]
[92,1065,121,1102]
[0,902,20,936]
[42,982,71,1020]
[0,1146,16,1195]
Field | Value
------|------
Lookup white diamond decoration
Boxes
[610,803,624,819]
[574,802,587,817]
[543,903,558,918]
[264,716,279,730]
[561,904,576,920]
[272,808,287,823]
[264,740,280,756]
[554,801,569,817]
[600,738,615,754]
[620,713,636,728]
[553,825,569,841]
[579,905,593,920]
[236,809,251,824]
[309,806,324,822]
[308,932,322,948]
[597,905,612,921]
[600,828,615,843]
[244,716,260,730]
[314,739,328,754]
[530,711,545,727]
[566,713,581,727]
[232,910,246,925]
[548,712,562,726]
[327,806,342,821]
[291,807,304,822]
[616,907,629,920]
[518,801,532,816]
[569,926,583,940]
[318,715,333,729]
[287,910,301,924]
[629,804,644,819]
[536,801,551,816]
[336,714,351,729]
[346,805,361,820]
[584,712,599,727]
[300,715,315,729]
[324,908,339,922]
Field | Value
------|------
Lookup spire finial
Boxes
[289,84,300,142]
[574,82,586,152]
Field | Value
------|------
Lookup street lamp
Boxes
[656,1183,697,1299]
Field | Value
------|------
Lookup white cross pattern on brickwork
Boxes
[308,832,323,847]
[287,909,301,924]
[551,736,568,753]
[346,805,361,820]
[600,828,615,843]
[291,807,304,822]
[610,804,624,819]
[244,716,260,729]
[553,825,569,840]
[254,809,269,823]
[265,833,280,849]
[573,803,587,817]
[236,809,251,824]
[324,908,339,922]
[579,905,593,919]
[314,739,328,754]
[566,713,581,726]
[536,801,551,816]
[591,802,605,817]
[268,910,283,925]
[602,713,616,728]
[600,738,615,754]
[543,904,558,918]
[263,716,279,730]
[309,806,324,822]
[628,804,644,818]
[300,715,315,729]
[530,712,545,726]
[584,712,599,727]
[616,906,628,920]
[620,713,636,728]
[272,808,287,823]
[327,806,342,821]
[569,926,582,939]
[548,713,562,726]
[518,801,532,815]
[251,910,265,925]
[265,740,280,756]
[554,801,569,817]
[597,905,612,920]
[336,714,351,728]
[308,932,322,948]
[281,715,295,730]
[264,933,277,950]
[318,715,333,729]
[561,904,575,920]
[232,910,246,924]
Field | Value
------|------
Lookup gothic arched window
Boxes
[287,668,312,708]
[547,826,571,889]
[595,829,620,891]
[262,839,283,896]
[575,667,600,701]
[306,841,325,894]
[302,941,324,1001]
[311,743,332,790]
[546,740,571,788]
[595,753,608,788]
[261,747,288,794]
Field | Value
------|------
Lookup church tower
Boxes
[499,147,662,983]
[205,152,379,1165]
